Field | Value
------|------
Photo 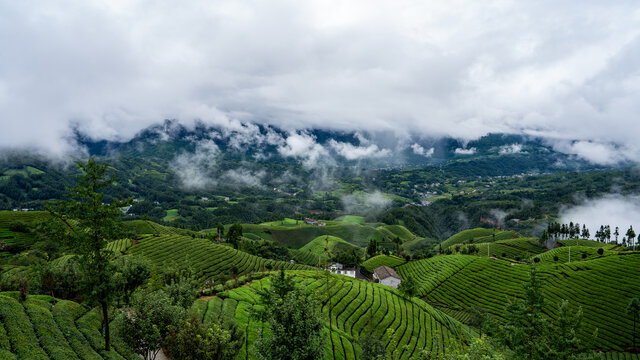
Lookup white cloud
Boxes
[220,168,266,188]
[560,194,640,240]
[342,191,392,214]
[551,140,630,165]
[499,143,523,154]
[277,131,330,167]
[328,140,390,160]
[411,143,434,157]
[455,147,476,155]
[1,1,640,163]
[170,140,220,189]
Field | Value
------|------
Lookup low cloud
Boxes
[411,143,434,157]
[328,140,390,160]
[550,140,630,165]
[560,194,640,239]
[277,131,331,167]
[454,147,477,155]
[499,144,523,154]
[489,209,509,227]
[170,140,220,189]
[220,168,266,188]
[342,191,392,214]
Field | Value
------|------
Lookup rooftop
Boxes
[374,265,400,280]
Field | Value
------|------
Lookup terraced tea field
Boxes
[458,237,544,260]
[398,254,640,351]
[193,271,471,360]
[0,294,135,360]
[299,235,360,260]
[532,245,618,264]
[362,255,406,273]
[127,234,317,281]
[105,239,132,254]
[439,228,518,250]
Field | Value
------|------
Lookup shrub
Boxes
[533,257,540,263]
[116,291,184,360]
[164,316,242,360]
[597,248,604,256]
[9,221,28,233]
[553,255,559,262]
[581,253,587,259]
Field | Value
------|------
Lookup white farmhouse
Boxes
[373,265,402,288]
[328,263,356,278]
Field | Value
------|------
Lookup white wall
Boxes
[381,277,401,289]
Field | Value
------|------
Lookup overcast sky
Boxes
[1,1,639,162]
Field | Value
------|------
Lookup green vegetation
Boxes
[47,158,133,351]
[299,235,359,260]
[398,253,640,351]
[163,209,180,222]
[0,294,134,359]
[128,234,315,281]
[197,271,471,359]
[362,255,406,273]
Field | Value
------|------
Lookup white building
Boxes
[373,265,402,288]
[328,263,356,278]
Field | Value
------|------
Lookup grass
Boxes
[163,209,180,222]
[337,215,365,225]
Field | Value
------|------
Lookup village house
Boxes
[373,265,402,288]
[304,218,326,226]
[328,263,356,278]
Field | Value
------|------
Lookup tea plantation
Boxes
[398,253,640,352]
[0,294,136,360]
[127,234,316,281]
[193,271,472,360]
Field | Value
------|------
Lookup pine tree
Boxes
[48,158,132,351]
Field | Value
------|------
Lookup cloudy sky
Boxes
[1,1,639,162]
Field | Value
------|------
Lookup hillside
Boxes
[397,253,640,351]
[127,234,316,281]
[192,271,472,360]
[299,235,360,261]
[0,294,136,360]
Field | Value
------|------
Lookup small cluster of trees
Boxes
[545,222,639,249]
[544,222,590,240]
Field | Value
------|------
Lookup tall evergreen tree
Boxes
[48,158,132,351]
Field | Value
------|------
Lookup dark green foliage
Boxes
[398,274,418,298]
[254,270,324,360]
[47,157,133,351]
[494,268,594,359]
[113,255,151,305]
[358,336,386,360]
[8,221,28,233]
[331,247,362,267]
[116,291,184,360]
[227,223,243,249]
[164,316,243,360]
[163,276,198,309]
